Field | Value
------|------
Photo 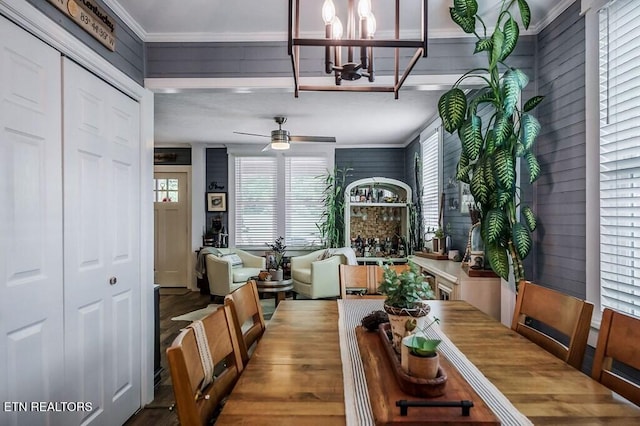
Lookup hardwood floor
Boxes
[125,288,211,426]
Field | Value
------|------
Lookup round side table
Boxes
[255,278,293,308]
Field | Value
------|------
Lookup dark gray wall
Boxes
[205,148,229,239]
[145,36,536,80]
[336,148,407,187]
[25,0,144,85]
[534,1,586,298]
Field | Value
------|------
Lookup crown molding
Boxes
[102,0,147,40]
[531,0,575,33]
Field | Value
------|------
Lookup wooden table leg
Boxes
[275,291,286,307]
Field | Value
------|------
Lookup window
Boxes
[154,178,179,202]
[234,155,328,248]
[598,0,640,317]
[421,129,440,233]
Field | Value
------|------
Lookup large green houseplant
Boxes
[317,167,351,248]
[438,0,541,285]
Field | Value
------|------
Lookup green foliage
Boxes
[265,236,287,269]
[437,0,543,284]
[316,167,352,248]
[377,261,435,309]
[404,317,442,357]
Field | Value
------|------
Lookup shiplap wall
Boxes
[205,148,229,238]
[146,37,536,79]
[336,148,406,187]
[534,1,586,298]
[24,0,144,85]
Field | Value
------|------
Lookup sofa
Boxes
[205,248,265,297]
[290,248,355,299]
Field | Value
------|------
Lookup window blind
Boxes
[422,130,440,233]
[284,157,327,247]
[599,0,640,317]
[234,157,277,245]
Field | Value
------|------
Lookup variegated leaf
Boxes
[450,7,476,33]
[522,205,537,231]
[523,95,544,112]
[494,114,513,147]
[503,69,527,116]
[491,28,504,69]
[459,115,483,160]
[494,147,515,189]
[525,151,540,182]
[513,222,532,259]
[501,17,519,60]
[496,187,512,209]
[520,113,540,150]
[469,89,495,115]
[454,0,478,17]
[517,0,531,30]
[484,208,508,244]
[515,142,526,157]
[439,88,467,133]
[486,242,509,280]
[474,38,493,54]
[471,164,489,205]
[485,129,496,155]
[483,157,497,191]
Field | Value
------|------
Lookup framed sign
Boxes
[207,192,227,212]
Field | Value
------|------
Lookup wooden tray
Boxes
[415,251,448,260]
[356,326,499,424]
[461,263,498,278]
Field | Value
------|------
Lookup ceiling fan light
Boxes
[271,141,290,150]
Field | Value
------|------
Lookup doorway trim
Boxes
[154,165,194,290]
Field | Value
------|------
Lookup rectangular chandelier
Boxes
[288,0,428,99]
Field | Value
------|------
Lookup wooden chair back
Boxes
[339,264,373,298]
[511,280,593,369]
[224,280,266,365]
[166,305,243,426]
[592,308,640,406]
[373,263,410,287]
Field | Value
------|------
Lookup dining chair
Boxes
[166,304,243,426]
[372,263,410,289]
[224,279,266,365]
[592,308,640,406]
[339,264,374,298]
[511,280,593,369]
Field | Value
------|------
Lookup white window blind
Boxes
[599,0,640,317]
[285,157,327,247]
[234,157,277,245]
[422,130,440,233]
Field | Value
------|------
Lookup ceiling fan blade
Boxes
[261,143,272,152]
[233,131,270,138]
[289,135,336,143]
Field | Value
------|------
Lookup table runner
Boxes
[338,299,533,426]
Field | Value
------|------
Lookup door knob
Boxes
[109,276,117,285]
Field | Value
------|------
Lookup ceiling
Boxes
[107,0,572,148]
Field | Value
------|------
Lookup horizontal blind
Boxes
[235,157,277,246]
[285,157,327,247]
[599,0,640,317]
[422,130,440,233]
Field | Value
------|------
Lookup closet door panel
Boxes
[0,16,63,426]
[63,58,141,426]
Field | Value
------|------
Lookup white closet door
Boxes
[0,17,63,426]
[63,58,141,425]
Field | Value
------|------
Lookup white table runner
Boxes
[338,299,533,426]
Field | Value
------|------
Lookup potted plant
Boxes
[401,317,441,379]
[265,236,287,280]
[432,228,445,254]
[438,0,541,287]
[378,261,435,353]
[316,167,352,248]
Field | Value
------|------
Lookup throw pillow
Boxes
[221,253,244,268]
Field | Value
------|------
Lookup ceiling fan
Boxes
[233,116,336,151]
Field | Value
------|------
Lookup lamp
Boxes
[288,0,428,99]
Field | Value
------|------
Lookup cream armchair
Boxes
[205,248,265,298]
[290,249,349,299]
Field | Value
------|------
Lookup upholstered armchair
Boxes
[205,248,265,298]
[290,249,352,299]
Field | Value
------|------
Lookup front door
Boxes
[154,169,190,287]
[62,58,141,426]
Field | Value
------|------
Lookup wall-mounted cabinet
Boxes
[344,177,411,263]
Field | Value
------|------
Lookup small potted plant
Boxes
[401,316,441,379]
[378,261,435,353]
[433,228,445,254]
[265,236,287,281]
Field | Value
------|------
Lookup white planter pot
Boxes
[383,303,430,353]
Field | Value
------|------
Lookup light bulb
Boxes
[332,17,343,39]
[367,13,376,36]
[271,141,290,150]
[322,0,336,24]
[358,0,372,19]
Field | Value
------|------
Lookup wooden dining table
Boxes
[215,299,640,425]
